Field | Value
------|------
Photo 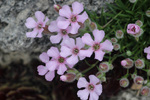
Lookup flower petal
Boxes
[144,47,150,54]
[82,33,94,46]
[45,71,55,81]
[43,17,49,26]
[89,75,100,85]
[147,54,150,59]
[95,50,105,61]
[46,61,58,71]
[89,92,99,100]
[70,22,80,34]
[26,28,38,38]
[80,48,93,57]
[93,29,105,43]
[47,47,59,58]
[95,84,102,95]
[48,21,59,32]
[25,17,36,28]
[66,55,78,65]
[57,64,67,75]
[77,77,88,88]
[59,5,71,18]
[39,52,49,63]
[57,20,70,29]
[72,1,83,15]
[76,37,85,49]
[37,65,48,75]
[77,89,89,100]
[35,11,45,22]
[77,11,88,23]
[100,40,113,51]
[50,34,62,44]
[36,28,44,38]
[60,46,72,57]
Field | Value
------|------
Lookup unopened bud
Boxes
[132,28,144,38]
[111,37,118,43]
[100,76,106,82]
[113,43,120,51]
[147,70,150,76]
[126,51,132,56]
[116,30,124,39]
[99,62,110,73]
[54,4,62,12]
[131,73,137,79]
[109,64,114,70]
[119,78,129,88]
[134,76,144,85]
[96,71,104,79]
[129,0,137,3]
[135,59,145,69]
[89,22,97,31]
[135,20,143,27]
[140,86,150,96]
[60,73,76,83]
[146,10,150,17]
[121,58,134,69]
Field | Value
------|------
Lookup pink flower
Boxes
[60,37,85,65]
[80,29,113,61]
[121,58,134,69]
[37,52,55,81]
[25,11,49,38]
[77,75,102,100]
[144,46,150,60]
[46,47,72,75]
[48,17,71,43]
[127,24,140,35]
[58,1,88,34]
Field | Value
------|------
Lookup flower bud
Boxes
[60,73,76,83]
[54,4,62,12]
[119,78,129,88]
[113,43,120,51]
[135,59,145,69]
[135,20,143,27]
[109,64,114,70]
[131,73,137,79]
[100,76,106,82]
[96,71,104,79]
[111,37,118,43]
[140,86,150,96]
[132,28,144,38]
[134,76,144,85]
[121,58,134,69]
[146,10,150,17]
[89,22,97,31]
[99,62,110,73]
[115,30,124,39]
[126,50,132,56]
[129,0,137,3]
[127,24,140,35]
[147,70,150,76]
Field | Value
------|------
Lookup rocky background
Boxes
[0,0,150,100]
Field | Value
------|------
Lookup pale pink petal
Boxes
[147,54,150,59]
[121,60,127,66]
[35,11,45,22]
[72,1,83,15]
[78,55,86,60]
[56,16,66,22]
[46,61,58,71]
[57,20,70,29]
[60,46,72,57]
[82,33,94,46]
[66,55,78,65]
[45,71,55,81]
[47,47,59,58]
[70,22,80,34]
[26,29,38,38]
[25,17,36,28]
[62,38,75,48]
[89,75,100,85]
[39,52,49,63]
[59,5,71,18]
[77,11,88,23]
[144,47,150,54]
[57,64,67,75]
[77,89,89,100]
[89,92,99,100]
[50,34,62,44]
[62,35,69,41]
[95,50,105,61]
[43,17,49,26]
[37,65,48,75]
[95,84,102,95]
[77,77,88,88]
[76,37,85,49]
[100,40,113,51]
[80,48,93,57]
[36,28,44,38]
[48,21,59,32]
[93,29,105,42]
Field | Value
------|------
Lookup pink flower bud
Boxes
[119,78,129,88]
[146,10,150,17]
[135,59,145,69]
[134,76,144,85]
[113,43,120,51]
[89,22,97,31]
[99,62,109,73]
[96,71,104,79]
[54,4,62,12]
[116,30,124,39]
[111,37,118,43]
[131,73,137,79]
[132,28,144,38]
[127,24,140,35]
[121,58,134,69]
[135,20,143,27]
[140,86,150,96]
[60,73,76,83]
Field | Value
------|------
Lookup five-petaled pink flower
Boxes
[127,24,140,35]
[46,47,72,75]
[48,17,71,43]
[80,29,113,61]
[144,46,150,60]
[58,1,88,34]
[77,75,102,100]
[25,11,49,38]
[37,52,55,81]
[60,37,85,65]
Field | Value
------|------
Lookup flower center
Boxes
[71,15,77,22]
[131,26,136,32]
[38,24,42,29]
[73,48,79,55]
[93,43,100,51]
[88,84,95,91]
[61,30,67,35]
[58,57,65,63]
